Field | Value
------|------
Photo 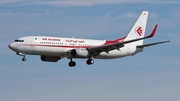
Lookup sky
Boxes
[0,0,180,101]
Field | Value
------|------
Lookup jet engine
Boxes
[71,49,90,58]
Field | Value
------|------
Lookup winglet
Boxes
[149,24,158,37]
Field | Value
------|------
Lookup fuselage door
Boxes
[27,37,36,53]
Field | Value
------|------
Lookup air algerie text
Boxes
[42,38,60,41]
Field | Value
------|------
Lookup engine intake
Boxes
[71,49,90,58]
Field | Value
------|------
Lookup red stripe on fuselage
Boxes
[20,44,93,48]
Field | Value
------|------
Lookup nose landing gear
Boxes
[16,52,26,62]
[22,56,26,61]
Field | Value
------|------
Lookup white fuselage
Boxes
[9,36,144,59]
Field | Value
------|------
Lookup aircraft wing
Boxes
[137,40,170,48]
[87,24,160,55]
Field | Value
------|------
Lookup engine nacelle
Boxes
[40,56,60,62]
[71,48,90,58]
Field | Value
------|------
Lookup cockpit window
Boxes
[14,40,24,42]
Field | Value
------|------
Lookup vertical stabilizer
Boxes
[124,11,148,46]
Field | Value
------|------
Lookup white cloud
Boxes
[1,69,180,101]
[47,0,143,6]
[170,9,180,18]
[119,12,139,18]
[35,0,180,7]
[1,0,180,6]
[149,13,158,19]
[118,11,158,19]
[0,0,25,4]
[0,12,51,16]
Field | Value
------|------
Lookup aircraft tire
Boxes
[86,59,94,65]
[69,61,76,67]
[22,57,26,61]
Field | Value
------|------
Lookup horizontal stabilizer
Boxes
[137,41,170,48]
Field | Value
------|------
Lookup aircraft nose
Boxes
[8,43,16,50]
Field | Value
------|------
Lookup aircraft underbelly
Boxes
[95,46,138,59]
[95,48,128,59]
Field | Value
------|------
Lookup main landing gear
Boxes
[86,59,94,65]
[69,59,76,67]
[68,58,94,67]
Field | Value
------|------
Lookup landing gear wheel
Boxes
[22,57,26,61]
[86,59,94,65]
[69,61,76,67]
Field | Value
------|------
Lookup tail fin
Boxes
[124,11,148,46]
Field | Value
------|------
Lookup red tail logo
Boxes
[135,26,143,36]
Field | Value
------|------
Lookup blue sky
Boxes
[0,0,180,101]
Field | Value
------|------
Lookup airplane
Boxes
[8,11,170,67]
